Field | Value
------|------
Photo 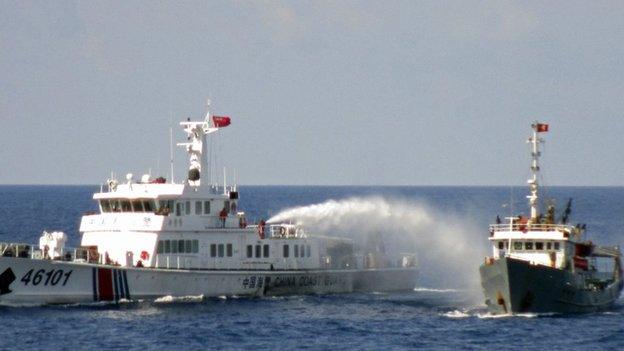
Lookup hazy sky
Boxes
[2,1,624,186]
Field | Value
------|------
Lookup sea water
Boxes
[0,185,623,350]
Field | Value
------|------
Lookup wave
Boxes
[439,309,559,319]
[154,295,205,303]
[0,299,129,308]
[477,311,559,319]
[0,301,46,308]
[441,310,471,318]
[413,287,459,293]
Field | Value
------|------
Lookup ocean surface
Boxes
[0,185,623,350]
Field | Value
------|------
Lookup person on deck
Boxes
[219,208,228,228]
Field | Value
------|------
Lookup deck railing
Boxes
[489,223,576,233]
[0,242,99,263]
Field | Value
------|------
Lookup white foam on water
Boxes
[601,311,621,315]
[154,294,205,303]
[475,312,514,319]
[0,301,46,308]
[441,310,471,318]
[414,287,459,293]
[476,311,558,319]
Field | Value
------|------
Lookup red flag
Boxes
[536,123,549,132]
[212,116,231,128]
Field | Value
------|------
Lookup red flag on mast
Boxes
[536,123,549,132]
[212,116,231,128]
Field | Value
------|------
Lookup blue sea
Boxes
[0,185,623,350]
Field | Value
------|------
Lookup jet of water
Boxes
[268,196,488,296]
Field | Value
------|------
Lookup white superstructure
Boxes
[485,122,619,274]
[79,102,334,272]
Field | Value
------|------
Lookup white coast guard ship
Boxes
[479,122,623,314]
[0,101,417,305]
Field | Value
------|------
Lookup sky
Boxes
[1,1,624,186]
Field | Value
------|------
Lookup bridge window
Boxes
[294,245,299,258]
[100,199,111,212]
[121,200,132,212]
[158,200,173,214]
[193,240,199,253]
[263,244,269,258]
[100,199,158,212]
[195,201,202,215]
[110,200,121,212]
[535,242,544,250]
[525,242,533,250]
[246,245,253,258]
[185,240,192,253]
[227,243,233,257]
[132,200,144,212]
[554,242,560,250]
[218,244,224,257]
[172,240,178,253]
[210,244,217,257]
[176,203,182,216]
[164,240,171,253]
[498,241,504,250]
[283,244,289,258]
[306,245,311,257]
[143,200,154,212]
[178,240,185,253]
[204,201,211,214]
[255,245,261,258]
[185,201,191,215]
[157,241,164,254]
[513,241,523,250]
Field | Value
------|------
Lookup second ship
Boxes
[479,122,623,314]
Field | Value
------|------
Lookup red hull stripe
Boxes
[97,268,114,301]
[92,268,130,302]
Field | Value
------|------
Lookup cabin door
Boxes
[200,242,209,267]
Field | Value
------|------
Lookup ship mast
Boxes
[527,122,547,222]
[177,100,220,188]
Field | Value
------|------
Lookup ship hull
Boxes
[0,257,418,305]
[480,256,623,314]
[352,267,419,292]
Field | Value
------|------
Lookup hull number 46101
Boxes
[20,269,72,286]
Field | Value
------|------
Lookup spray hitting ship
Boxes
[0,101,418,305]
[479,122,623,314]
